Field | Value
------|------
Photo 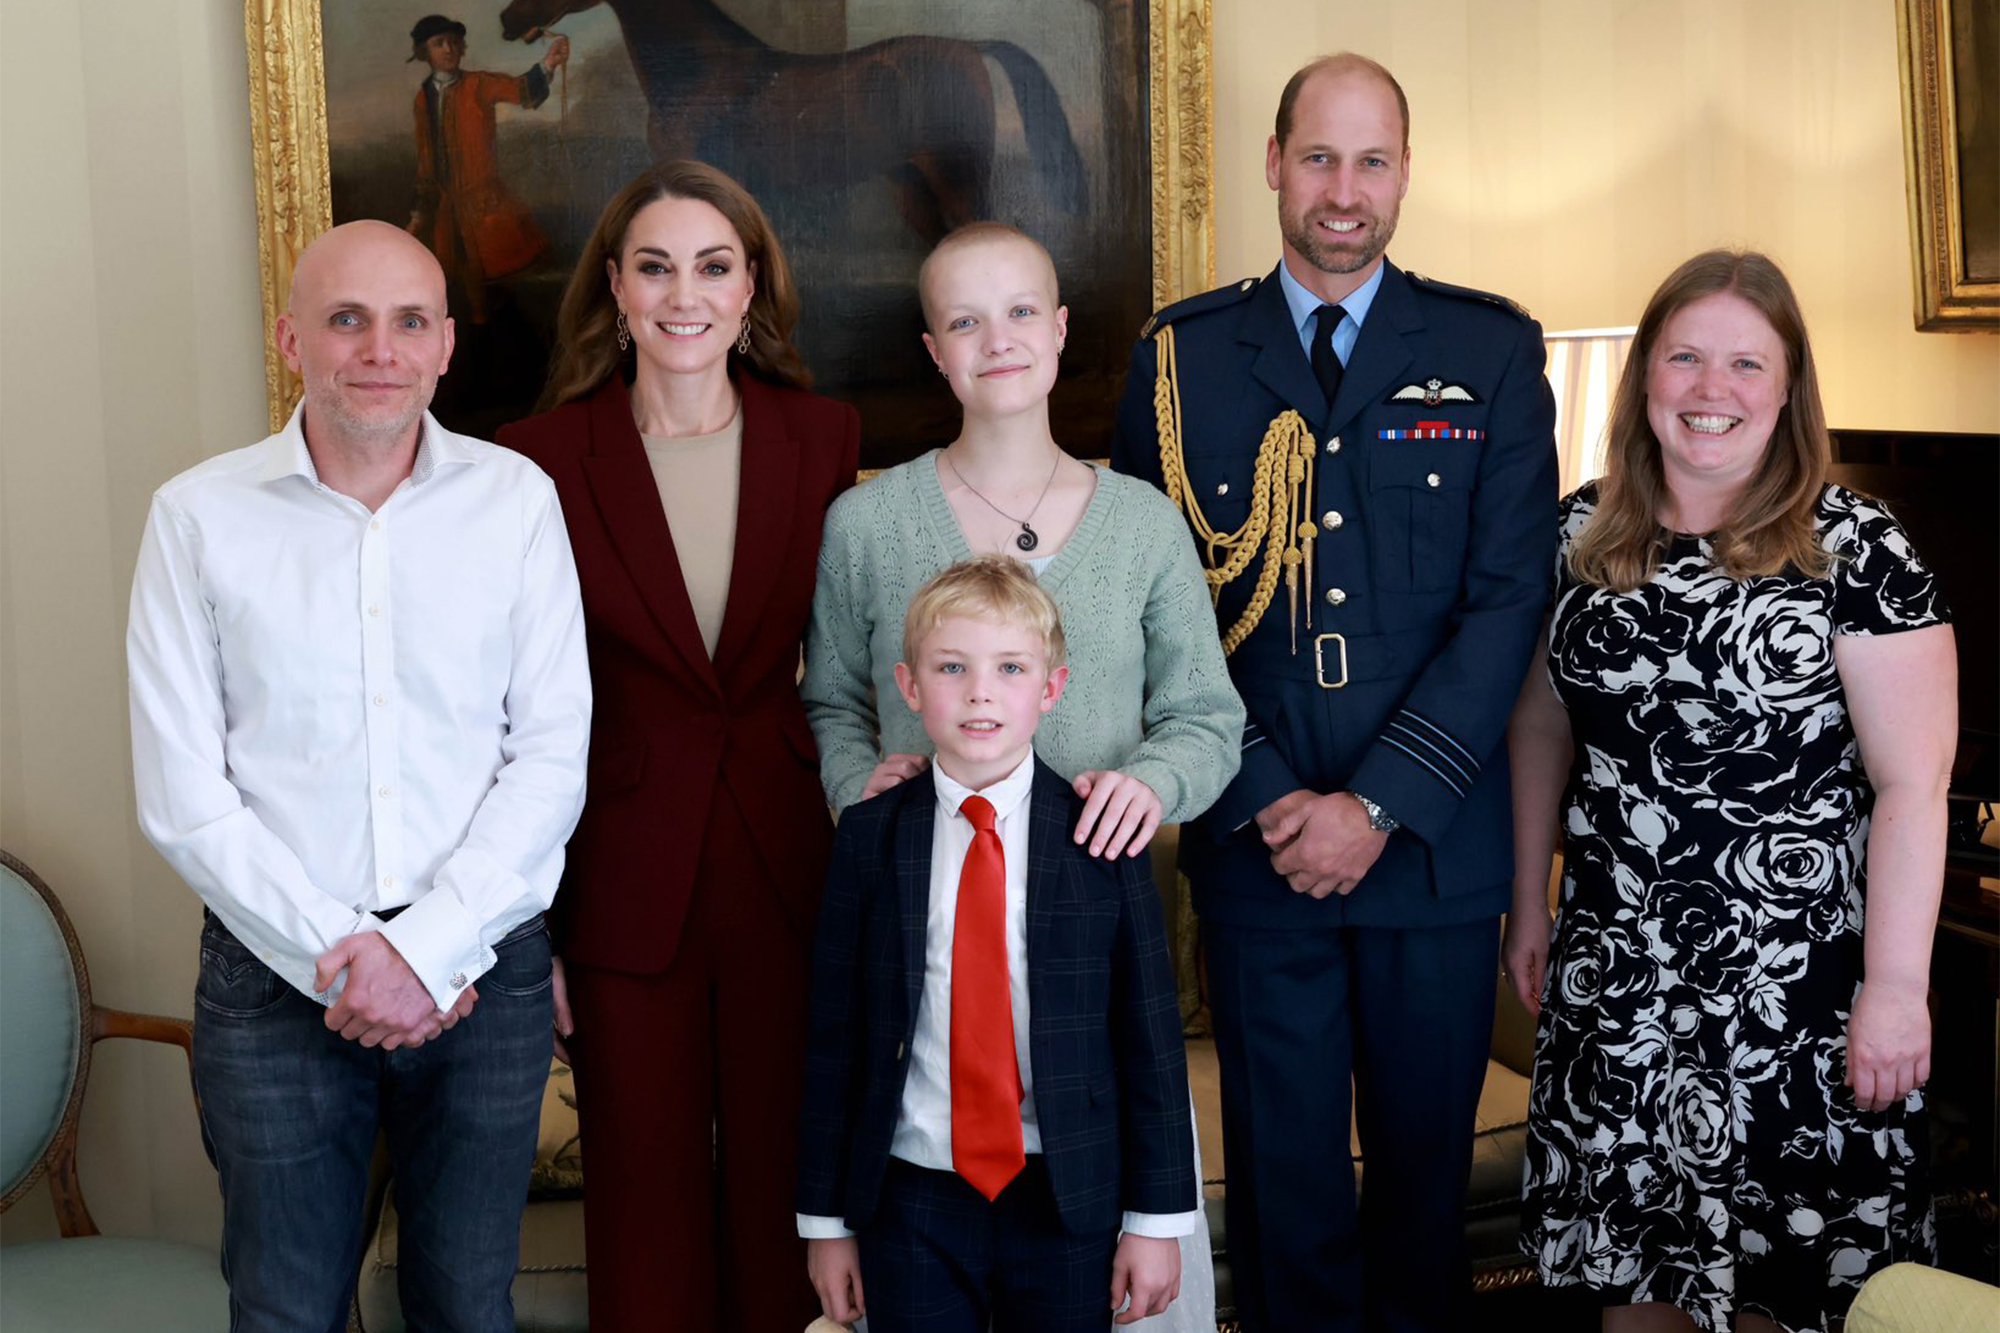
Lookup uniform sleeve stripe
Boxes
[1380,734,1471,799]
[1384,720,1476,789]
[1395,709,1479,773]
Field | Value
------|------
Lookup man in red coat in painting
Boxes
[407,14,569,322]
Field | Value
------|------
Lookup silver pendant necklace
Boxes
[944,448,1062,553]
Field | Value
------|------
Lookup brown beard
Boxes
[1280,200,1398,277]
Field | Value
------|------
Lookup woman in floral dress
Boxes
[1503,250,1956,1332]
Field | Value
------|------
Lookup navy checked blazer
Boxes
[795,758,1196,1237]
[1111,261,1559,930]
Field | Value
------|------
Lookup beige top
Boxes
[641,411,742,658]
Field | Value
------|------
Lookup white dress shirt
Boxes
[128,406,591,1012]
[799,750,1199,1241]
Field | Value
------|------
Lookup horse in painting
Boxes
[498,0,1088,241]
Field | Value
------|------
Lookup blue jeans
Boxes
[191,911,553,1333]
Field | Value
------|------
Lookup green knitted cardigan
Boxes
[803,451,1245,820]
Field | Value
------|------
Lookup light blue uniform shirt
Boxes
[1276,258,1386,369]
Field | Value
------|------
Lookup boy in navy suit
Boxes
[797,557,1199,1332]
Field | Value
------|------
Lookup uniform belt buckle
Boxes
[1314,633,1348,689]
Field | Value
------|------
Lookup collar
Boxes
[428,70,462,92]
[1277,257,1386,340]
[932,748,1036,826]
[257,403,471,488]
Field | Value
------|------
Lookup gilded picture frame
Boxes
[242,0,1216,441]
[1896,0,2000,331]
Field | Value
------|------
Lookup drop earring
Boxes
[616,310,630,351]
[735,317,752,355]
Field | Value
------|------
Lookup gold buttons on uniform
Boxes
[1427,473,1442,488]
[1325,588,1347,606]
[1321,510,1344,530]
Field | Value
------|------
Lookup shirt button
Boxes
[1325,587,1347,606]
[449,972,467,991]
[368,604,380,616]
[378,786,392,798]
[374,695,386,706]
[369,520,381,531]
[1427,472,1442,487]
[1215,481,1229,497]
[382,875,396,889]
[1321,510,1344,530]
[1326,436,1342,455]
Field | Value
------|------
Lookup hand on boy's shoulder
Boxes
[1071,769,1164,860]
[861,751,929,801]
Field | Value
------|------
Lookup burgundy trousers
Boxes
[564,792,818,1333]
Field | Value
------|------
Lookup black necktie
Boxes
[1312,303,1346,409]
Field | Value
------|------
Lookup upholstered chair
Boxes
[0,849,228,1332]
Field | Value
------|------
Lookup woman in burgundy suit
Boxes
[498,161,858,1333]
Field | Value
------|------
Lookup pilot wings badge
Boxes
[1388,377,1481,407]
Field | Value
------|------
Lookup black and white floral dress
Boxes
[1521,484,1947,1332]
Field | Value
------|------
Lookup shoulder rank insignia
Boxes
[1404,270,1534,322]
[1388,377,1482,407]
[1141,275,1261,340]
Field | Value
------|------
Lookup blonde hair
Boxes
[916,222,1060,332]
[901,556,1067,669]
[537,161,809,412]
[1569,249,1832,591]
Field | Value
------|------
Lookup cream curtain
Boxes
[1543,328,1635,496]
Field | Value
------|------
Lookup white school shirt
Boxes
[798,750,1199,1240]
[127,405,591,1012]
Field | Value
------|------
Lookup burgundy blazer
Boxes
[498,373,860,973]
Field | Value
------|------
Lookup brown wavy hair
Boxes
[1569,249,1832,591]
[536,161,810,411]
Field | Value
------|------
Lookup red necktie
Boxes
[950,793,1025,1200]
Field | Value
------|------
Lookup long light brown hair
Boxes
[1570,249,1832,591]
[537,161,809,411]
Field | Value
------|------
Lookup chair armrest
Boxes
[38,1009,197,1237]
[92,1008,194,1067]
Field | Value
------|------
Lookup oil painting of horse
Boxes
[314,0,1156,459]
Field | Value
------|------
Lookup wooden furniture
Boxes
[1931,860,1999,1283]
[0,849,227,1332]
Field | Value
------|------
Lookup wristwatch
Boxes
[1347,791,1400,834]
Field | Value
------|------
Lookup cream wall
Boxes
[1213,0,1998,431]
[0,0,1992,1252]
[0,0,263,1246]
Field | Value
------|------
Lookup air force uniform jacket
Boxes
[1110,260,1558,931]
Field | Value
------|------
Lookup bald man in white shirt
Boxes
[128,220,590,1333]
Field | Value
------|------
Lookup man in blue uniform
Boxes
[1111,53,1558,1333]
